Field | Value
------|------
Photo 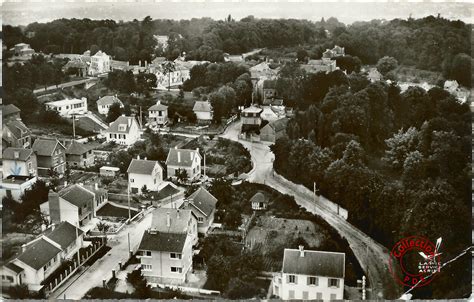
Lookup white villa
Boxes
[45,98,88,117]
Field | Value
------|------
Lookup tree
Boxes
[175,168,188,183]
[96,222,110,244]
[383,127,420,171]
[335,55,362,73]
[162,61,176,91]
[444,53,472,87]
[223,207,242,230]
[296,48,308,63]
[209,85,236,123]
[106,102,122,122]
[127,268,151,298]
[376,56,398,75]
[135,73,157,95]
[141,185,149,195]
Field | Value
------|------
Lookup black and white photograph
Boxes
[0,1,472,300]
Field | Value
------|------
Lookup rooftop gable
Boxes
[186,187,217,217]
[32,139,65,156]
[127,159,162,175]
[166,148,202,167]
[282,249,345,279]
[17,238,62,271]
[138,231,187,253]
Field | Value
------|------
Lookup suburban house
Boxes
[105,115,141,145]
[137,207,195,284]
[45,98,88,117]
[97,95,124,115]
[249,62,280,99]
[127,157,164,193]
[3,104,21,122]
[301,59,337,74]
[367,68,382,82]
[65,140,94,168]
[250,191,269,210]
[0,175,37,201]
[88,50,110,75]
[40,184,107,227]
[165,147,202,181]
[1,221,84,292]
[260,118,289,143]
[148,100,168,127]
[149,182,185,208]
[193,100,213,124]
[3,120,32,148]
[11,43,35,56]
[32,139,66,178]
[272,247,345,300]
[62,58,89,77]
[3,147,37,178]
[181,187,217,234]
[322,45,345,59]
[262,80,278,102]
[260,106,284,122]
[241,105,263,132]
[99,166,120,178]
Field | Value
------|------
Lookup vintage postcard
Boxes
[1,1,472,300]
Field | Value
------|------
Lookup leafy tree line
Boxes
[103,69,157,96]
[271,68,471,298]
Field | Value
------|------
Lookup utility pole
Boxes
[127,183,131,221]
[203,152,206,178]
[313,182,319,203]
[128,232,131,257]
[72,114,76,140]
[139,106,143,129]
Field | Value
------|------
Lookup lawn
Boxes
[96,203,139,218]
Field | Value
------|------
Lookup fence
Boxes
[44,240,105,295]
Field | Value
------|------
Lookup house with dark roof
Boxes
[3,147,37,178]
[40,184,105,226]
[149,208,198,245]
[148,100,168,127]
[250,191,269,210]
[272,247,345,300]
[1,221,84,291]
[65,140,94,168]
[260,118,289,143]
[165,147,202,181]
[193,100,213,124]
[181,187,217,234]
[105,115,141,146]
[149,182,185,207]
[3,120,32,148]
[301,59,337,74]
[127,156,164,193]
[32,138,66,178]
[97,95,123,115]
[3,104,21,123]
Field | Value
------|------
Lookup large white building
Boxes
[127,157,164,194]
[105,115,141,146]
[165,147,202,181]
[45,98,88,117]
[272,247,345,300]
[89,50,110,75]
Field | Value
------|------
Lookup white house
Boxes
[148,100,168,126]
[1,221,84,292]
[272,247,345,300]
[97,95,124,115]
[89,50,110,75]
[150,208,198,246]
[193,100,213,124]
[250,191,269,210]
[127,157,164,194]
[181,187,217,234]
[45,98,88,117]
[3,147,37,178]
[105,115,141,146]
[165,147,202,181]
[0,175,37,201]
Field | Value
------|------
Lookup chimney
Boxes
[299,245,305,257]
[21,244,27,252]
[95,183,99,190]
[177,151,181,163]
[157,100,161,105]
[166,212,171,227]
[139,60,142,67]
[64,180,68,187]
[51,223,56,231]
[14,151,20,159]
[127,61,130,66]
[174,145,178,149]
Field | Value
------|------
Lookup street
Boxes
[220,121,402,299]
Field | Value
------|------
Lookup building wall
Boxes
[12,253,62,290]
[129,168,163,193]
[260,107,279,122]
[0,177,37,201]
[273,272,344,300]
[260,124,276,142]
[106,121,141,146]
[57,199,79,226]
[167,162,201,181]
[148,110,168,126]
[194,111,213,122]
[3,127,31,149]
[1,267,24,288]
[46,99,88,117]
[3,159,32,178]
[67,152,94,168]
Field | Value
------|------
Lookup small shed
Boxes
[250,191,269,210]
[100,166,120,177]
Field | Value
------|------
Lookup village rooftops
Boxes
[186,187,217,217]
[5,120,31,137]
[138,231,187,253]
[282,248,345,279]
[44,221,83,250]
[127,158,162,175]
[166,148,202,168]
[17,238,62,270]
[3,147,33,161]
[148,101,168,111]
[32,139,65,156]
[97,95,122,106]
[267,118,289,132]
[242,105,263,114]
[59,184,94,208]
[151,208,194,233]
[2,104,21,117]
[66,140,91,155]
[193,100,212,112]
[106,115,137,133]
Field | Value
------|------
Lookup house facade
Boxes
[89,50,110,75]
[272,248,345,300]
[193,100,213,124]
[148,100,168,126]
[181,187,217,234]
[241,105,263,132]
[45,98,88,117]
[150,208,198,246]
[12,43,35,56]
[66,140,94,168]
[3,147,37,177]
[260,118,289,143]
[0,175,37,201]
[165,147,202,181]
[3,104,21,123]
[3,120,32,148]
[127,157,164,193]
[301,59,337,74]
[97,95,124,115]
[32,139,66,178]
[105,115,141,146]
[250,191,269,210]
[1,222,84,292]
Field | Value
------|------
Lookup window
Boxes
[289,290,295,299]
[316,293,323,300]
[197,217,204,223]
[130,179,134,183]
[141,264,152,271]
[307,276,318,286]
[170,253,182,259]
[2,275,14,282]
[302,291,308,300]
[330,294,337,300]
[170,267,183,273]
[329,278,339,288]
[288,275,296,284]
[140,250,151,257]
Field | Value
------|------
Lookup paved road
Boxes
[33,78,97,94]
[220,121,402,300]
[50,212,152,300]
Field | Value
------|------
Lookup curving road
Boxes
[220,120,402,300]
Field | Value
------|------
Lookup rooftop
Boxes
[166,148,201,168]
[282,249,345,279]
[66,140,91,155]
[151,208,193,233]
[4,120,31,138]
[153,183,181,201]
[3,147,34,161]
[193,100,212,113]
[3,104,21,117]
[250,191,269,205]
[17,238,61,271]
[46,98,86,107]
[59,184,94,208]
[148,102,168,111]
[97,95,122,106]
[186,187,217,217]
[2,175,35,185]
[106,115,138,134]
[44,221,83,250]
[267,118,289,132]
[32,139,65,156]
[5,262,24,274]
[138,231,187,253]
[127,159,162,175]
[242,105,263,114]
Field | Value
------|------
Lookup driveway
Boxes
[220,120,402,299]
